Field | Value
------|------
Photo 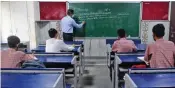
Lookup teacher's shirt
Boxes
[60,15,83,33]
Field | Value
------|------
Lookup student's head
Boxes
[7,35,20,49]
[117,29,126,38]
[48,28,58,38]
[152,24,165,41]
[67,9,74,17]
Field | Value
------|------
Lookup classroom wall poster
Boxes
[142,2,169,20]
[40,2,67,20]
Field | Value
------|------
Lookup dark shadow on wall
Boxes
[170,2,175,44]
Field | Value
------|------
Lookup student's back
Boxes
[144,24,175,68]
[112,29,137,52]
[1,35,34,68]
[112,38,136,52]
[1,49,33,68]
[145,39,175,68]
[45,28,74,53]
[46,38,73,52]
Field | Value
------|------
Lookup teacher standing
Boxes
[60,9,85,41]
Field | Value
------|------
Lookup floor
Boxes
[78,57,112,88]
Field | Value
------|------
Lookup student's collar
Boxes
[8,48,16,52]
[119,37,127,40]
[67,15,72,18]
[156,38,164,42]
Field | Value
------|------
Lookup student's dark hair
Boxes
[117,29,126,38]
[48,28,58,38]
[7,35,20,48]
[152,24,165,38]
[67,9,74,15]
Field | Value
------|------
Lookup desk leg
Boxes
[112,63,115,88]
[106,51,109,67]
[109,52,111,68]
[74,63,77,88]
[114,57,119,88]
[82,49,85,74]
[80,46,83,75]
[62,69,66,88]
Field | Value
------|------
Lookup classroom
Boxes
[1,0,175,88]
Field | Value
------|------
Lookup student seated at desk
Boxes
[144,24,175,68]
[112,29,137,52]
[46,28,74,52]
[1,36,36,68]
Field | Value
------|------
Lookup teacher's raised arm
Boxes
[60,9,86,41]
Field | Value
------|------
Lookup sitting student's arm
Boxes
[60,41,75,51]
[131,41,137,52]
[144,45,151,62]
[20,51,36,61]
[112,41,118,52]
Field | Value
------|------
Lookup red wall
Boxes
[40,2,67,20]
[142,2,169,20]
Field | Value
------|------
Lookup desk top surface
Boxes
[129,73,175,87]
[136,44,147,51]
[118,55,144,63]
[36,55,74,63]
[39,41,83,45]
[61,41,83,45]
[1,73,61,88]
[32,46,79,52]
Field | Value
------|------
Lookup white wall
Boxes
[141,21,170,44]
[27,1,37,49]
[36,21,58,44]
[1,1,29,42]
[1,1,37,49]
[1,2,12,43]
[0,1,1,43]
[11,2,30,42]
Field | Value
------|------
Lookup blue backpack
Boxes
[21,60,46,68]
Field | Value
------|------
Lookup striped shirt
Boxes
[1,48,34,68]
[144,39,175,68]
[112,38,137,52]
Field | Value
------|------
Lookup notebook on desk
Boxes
[137,56,149,65]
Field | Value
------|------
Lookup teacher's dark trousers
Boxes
[63,32,73,41]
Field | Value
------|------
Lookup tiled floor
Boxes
[66,57,112,88]
[78,57,112,88]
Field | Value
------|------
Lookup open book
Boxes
[137,56,149,65]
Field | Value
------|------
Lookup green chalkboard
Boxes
[69,3,140,37]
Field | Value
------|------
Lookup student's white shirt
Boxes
[60,15,83,33]
[45,38,74,52]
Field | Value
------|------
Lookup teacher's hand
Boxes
[82,21,86,25]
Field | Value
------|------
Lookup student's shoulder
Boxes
[16,51,26,56]
[166,40,175,45]
[55,39,64,43]
[0,49,6,52]
[46,38,52,42]
[0,50,6,54]
[113,40,119,44]
[147,42,157,49]
[127,40,135,43]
